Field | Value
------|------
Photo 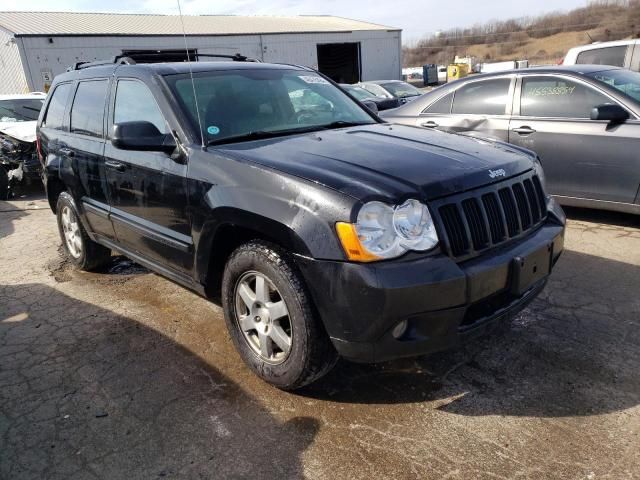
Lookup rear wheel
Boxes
[222,240,337,390]
[56,192,111,270]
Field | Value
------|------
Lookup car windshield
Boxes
[381,82,423,98]
[164,69,376,145]
[587,69,640,103]
[0,98,44,123]
[342,85,376,101]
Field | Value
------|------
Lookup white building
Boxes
[0,11,402,94]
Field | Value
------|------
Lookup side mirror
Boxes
[590,104,629,123]
[362,100,379,114]
[112,121,176,153]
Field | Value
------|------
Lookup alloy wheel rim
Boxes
[61,206,82,258]
[234,271,292,364]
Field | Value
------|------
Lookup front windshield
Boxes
[587,69,640,103]
[381,82,423,98]
[343,85,376,101]
[0,98,44,123]
[165,69,375,145]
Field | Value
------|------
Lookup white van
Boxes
[563,39,640,71]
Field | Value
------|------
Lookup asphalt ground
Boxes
[1,189,639,479]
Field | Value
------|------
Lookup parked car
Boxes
[39,58,565,389]
[563,39,639,72]
[339,83,401,111]
[382,65,640,215]
[0,92,46,199]
[358,80,424,104]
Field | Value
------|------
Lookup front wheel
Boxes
[56,192,111,271]
[222,240,337,390]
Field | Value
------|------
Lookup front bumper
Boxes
[296,219,564,363]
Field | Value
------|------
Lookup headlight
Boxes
[336,199,438,262]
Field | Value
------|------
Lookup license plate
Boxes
[511,244,552,295]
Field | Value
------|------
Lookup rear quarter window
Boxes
[42,83,72,129]
[575,46,628,67]
[423,92,453,114]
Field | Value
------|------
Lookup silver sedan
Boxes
[382,65,640,215]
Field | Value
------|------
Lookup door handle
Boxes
[59,148,75,158]
[105,160,126,172]
[512,126,536,135]
[420,120,439,128]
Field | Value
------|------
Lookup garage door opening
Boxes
[317,43,361,84]
[121,49,197,63]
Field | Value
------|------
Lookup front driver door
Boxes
[104,78,192,274]
[509,74,640,204]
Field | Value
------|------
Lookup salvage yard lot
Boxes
[1,190,639,479]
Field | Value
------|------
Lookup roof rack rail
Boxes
[67,56,136,72]
[195,53,261,63]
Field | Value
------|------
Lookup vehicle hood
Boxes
[0,121,37,143]
[215,123,535,202]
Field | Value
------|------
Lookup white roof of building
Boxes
[0,11,398,36]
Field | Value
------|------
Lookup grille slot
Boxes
[461,198,489,250]
[523,179,541,223]
[499,188,520,237]
[439,204,469,256]
[436,174,547,259]
[481,193,506,243]
[512,183,532,230]
[532,175,547,215]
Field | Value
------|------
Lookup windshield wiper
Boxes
[206,126,323,147]
[317,120,374,129]
[206,122,373,147]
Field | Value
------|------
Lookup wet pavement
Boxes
[1,190,639,479]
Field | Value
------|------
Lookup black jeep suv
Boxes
[37,59,565,389]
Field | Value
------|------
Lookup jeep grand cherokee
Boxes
[37,58,565,390]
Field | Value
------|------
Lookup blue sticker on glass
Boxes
[207,126,220,135]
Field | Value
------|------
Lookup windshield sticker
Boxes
[299,75,330,85]
[207,126,220,135]
[528,85,576,97]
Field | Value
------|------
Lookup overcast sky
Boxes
[2,0,589,42]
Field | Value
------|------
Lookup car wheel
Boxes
[222,240,337,390]
[56,192,111,271]
[0,167,9,201]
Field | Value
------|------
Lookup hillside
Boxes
[403,0,640,67]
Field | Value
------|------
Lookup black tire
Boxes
[222,240,337,390]
[0,167,9,201]
[56,191,111,271]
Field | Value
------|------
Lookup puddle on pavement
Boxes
[48,250,149,284]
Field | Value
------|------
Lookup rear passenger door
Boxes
[509,74,640,204]
[416,77,514,141]
[104,78,192,274]
[63,79,116,241]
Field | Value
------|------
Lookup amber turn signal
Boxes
[335,222,380,262]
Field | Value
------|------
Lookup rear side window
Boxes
[423,92,453,114]
[452,79,511,115]
[114,80,168,134]
[70,80,109,138]
[42,83,72,129]
[575,46,627,67]
[520,76,612,118]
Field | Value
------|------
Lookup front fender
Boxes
[187,150,357,283]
